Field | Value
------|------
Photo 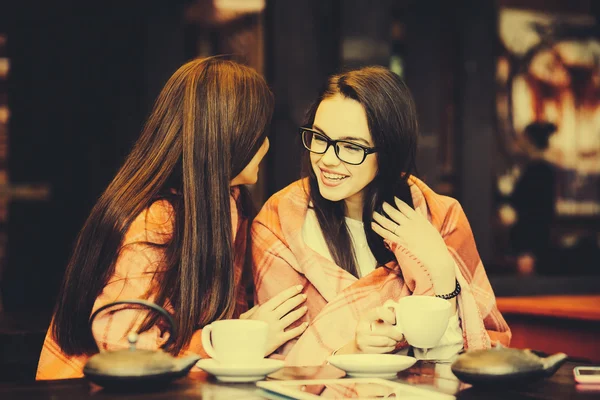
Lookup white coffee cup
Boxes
[201,319,268,365]
[383,295,452,349]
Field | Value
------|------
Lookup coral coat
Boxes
[252,177,511,366]
[36,195,248,380]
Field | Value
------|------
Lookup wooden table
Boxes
[496,295,600,362]
[0,360,597,399]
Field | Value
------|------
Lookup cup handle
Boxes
[201,324,218,360]
[382,300,404,335]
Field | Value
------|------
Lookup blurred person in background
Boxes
[510,122,557,276]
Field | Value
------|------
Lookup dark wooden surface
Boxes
[497,295,600,321]
[496,295,600,363]
[0,360,596,399]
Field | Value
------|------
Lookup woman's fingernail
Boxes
[303,322,309,328]
[296,285,303,291]
[302,306,308,312]
[302,294,307,300]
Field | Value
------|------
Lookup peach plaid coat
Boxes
[252,177,511,366]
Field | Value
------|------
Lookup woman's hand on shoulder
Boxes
[371,197,455,281]
[239,285,308,356]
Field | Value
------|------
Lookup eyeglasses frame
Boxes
[299,127,377,165]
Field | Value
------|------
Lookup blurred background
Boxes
[0,0,599,380]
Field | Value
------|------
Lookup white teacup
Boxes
[201,319,268,365]
[383,295,452,349]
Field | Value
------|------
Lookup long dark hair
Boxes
[53,57,274,355]
[302,66,418,276]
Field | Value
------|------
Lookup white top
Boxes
[302,208,464,360]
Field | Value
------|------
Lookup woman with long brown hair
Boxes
[252,66,510,366]
[36,57,307,379]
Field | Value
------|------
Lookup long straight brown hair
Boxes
[302,66,418,276]
[52,57,274,355]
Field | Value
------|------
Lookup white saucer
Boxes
[327,354,417,379]
[196,359,285,382]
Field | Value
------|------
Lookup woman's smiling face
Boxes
[310,94,378,218]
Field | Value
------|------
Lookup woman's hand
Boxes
[356,307,405,354]
[371,197,456,284]
[239,285,308,356]
[336,306,404,355]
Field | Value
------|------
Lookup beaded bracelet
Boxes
[435,279,461,300]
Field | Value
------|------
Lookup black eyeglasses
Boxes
[299,127,377,165]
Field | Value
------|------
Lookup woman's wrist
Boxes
[430,266,456,295]
[430,261,458,311]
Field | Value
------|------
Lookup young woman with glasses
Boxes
[36,57,308,379]
[252,66,511,366]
